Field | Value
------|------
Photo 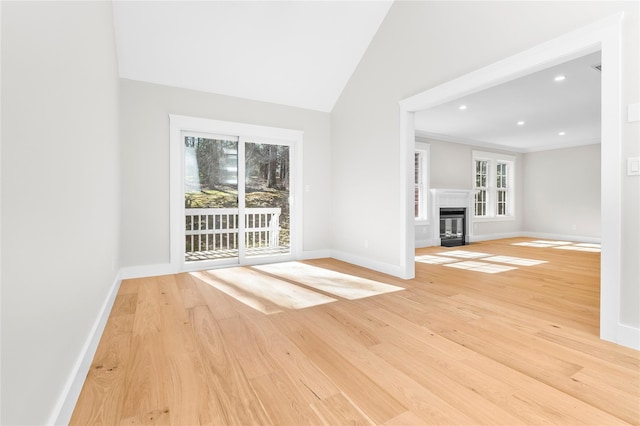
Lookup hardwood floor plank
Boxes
[163,351,208,426]
[130,277,164,337]
[384,410,433,426]
[370,340,526,424]
[188,305,272,425]
[436,327,629,424]
[311,392,376,426]
[175,273,208,309]
[241,310,340,403]
[110,293,138,317]
[536,325,640,371]
[217,315,279,379]
[567,368,640,424]
[118,333,171,425]
[69,317,133,425]
[316,302,383,347]
[154,279,215,425]
[118,278,142,295]
[278,322,407,424]
[191,273,242,320]
[249,369,325,425]
[299,307,479,425]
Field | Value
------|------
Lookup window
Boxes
[496,162,508,215]
[474,160,488,216]
[472,151,515,219]
[414,142,430,222]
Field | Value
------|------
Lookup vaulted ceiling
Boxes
[112,2,601,152]
[112,1,393,112]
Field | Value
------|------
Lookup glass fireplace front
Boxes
[439,208,466,247]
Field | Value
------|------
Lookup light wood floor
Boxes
[71,238,640,425]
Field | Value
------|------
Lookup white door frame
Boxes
[399,14,627,346]
[169,114,303,272]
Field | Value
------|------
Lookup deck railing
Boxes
[185,207,281,255]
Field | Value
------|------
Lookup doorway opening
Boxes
[399,14,623,345]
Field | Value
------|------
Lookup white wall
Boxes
[419,139,601,246]
[619,8,640,329]
[424,138,525,242]
[119,79,332,269]
[429,140,475,190]
[332,1,638,329]
[523,144,601,239]
[1,2,120,425]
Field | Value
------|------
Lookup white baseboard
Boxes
[49,272,122,425]
[614,322,640,350]
[120,253,337,278]
[119,254,336,278]
[415,238,434,248]
[120,263,175,279]
[418,232,523,247]
[331,249,404,278]
[469,232,523,243]
[520,231,601,244]
[301,249,332,259]
[418,232,601,246]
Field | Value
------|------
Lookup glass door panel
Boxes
[244,142,290,259]
[184,135,239,263]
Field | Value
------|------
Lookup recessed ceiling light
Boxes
[554,75,566,82]
[517,121,525,126]
[558,131,566,136]
[458,105,467,110]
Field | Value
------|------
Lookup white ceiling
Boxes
[112,3,600,152]
[112,0,393,112]
[414,51,602,153]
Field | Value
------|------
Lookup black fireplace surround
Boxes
[439,207,466,247]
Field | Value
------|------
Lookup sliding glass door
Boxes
[182,132,291,266]
[244,142,290,260]
[184,134,240,262]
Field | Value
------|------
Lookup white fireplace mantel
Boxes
[430,189,475,245]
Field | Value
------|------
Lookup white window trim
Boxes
[415,142,430,225]
[472,150,516,221]
[169,114,304,272]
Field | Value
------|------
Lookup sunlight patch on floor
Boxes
[512,240,600,252]
[253,262,404,300]
[512,242,556,248]
[415,254,458,264]
[416,251,547,274]
[483,255,547,266]
[435,250,491,259]
[191,268,337,314]
[443,261,518,274]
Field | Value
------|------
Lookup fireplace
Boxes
[439,207,466,247]
[430,189,474,247]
